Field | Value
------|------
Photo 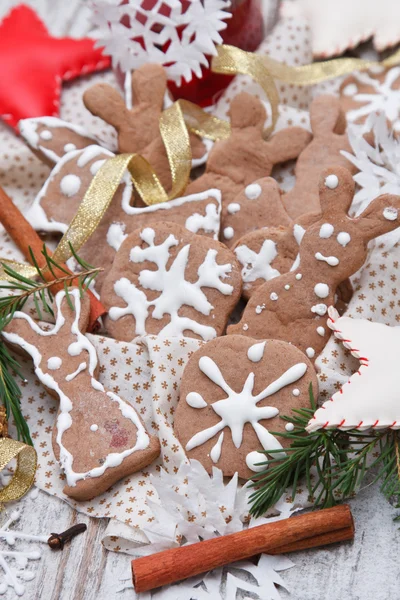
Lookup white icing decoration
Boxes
[60,174,81,197]
[106,222,128,251]
[343,83,358,96]
[347,68,400,126]
[64,143,76,153]
[245,183,262,200]
[90,159,106,175]
[247,341,266,363]
[292,389,300,396]
[65,361,87,382]
[243,323,249,331]
[124,70,133,110]
[311,304,328,316]
[319,223,334,238]
[246,451,266,473]
[317,326,325,336]
[186,392,208,409]
[235,240,280,285]
[383,206,398,221]
[223,227,234,240]
[90,424,99,432]
[227,202,241,214]
[255,304,265,314]
[314,283,330,299]
[295,274,302,280]
[186,356,307,459]
[315,252,339,266]
[109,228,234,340]
[40,130,52,140]
[191,138,213,168]
[270,292,278,301]
[2,290,150,487]
[325,174,339,189]
[210,432,224,463]
[336,232,351,246]
[284,284,290,290]
[306,347,315,358]
[285,422,295,432]
[307,307,400,432]
[290,224,306,272]
[185,203,220,237]
[47,356,62,370]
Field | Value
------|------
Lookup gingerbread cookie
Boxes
[308,306,400,432]
[220,177,292,248]
[228,166,400,359]
[185,92,312,209]
[3,289,160,502]
[101,223,242,342]
[27,145,222,289]
[339,67,400,132]
[282,95,357,219]
[174,335,318,479]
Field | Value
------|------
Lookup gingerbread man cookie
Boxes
[185,92,312,209]
[282,95,357,219]
[3,289,160,502]
[27,145,222,289]
[229,166,400,359]
[174,335,318,479]
[101,223,242,342]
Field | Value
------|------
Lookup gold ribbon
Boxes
[0,438,37,506]
[178,99,231,140]
[0,259,37,283]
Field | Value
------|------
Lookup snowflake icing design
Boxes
[91,0,232,85]
[185,354,307,458]
[109,227,234,339]
[344,67,400,131]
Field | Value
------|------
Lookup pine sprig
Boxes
[0,245,102,444]
[248,386,400,517]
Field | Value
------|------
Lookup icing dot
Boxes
[306,347,315,358]
[285,422,295,432]
[223,227,234,240]
[314,283,329,299]
[319,223,334,238]
[292,389,300,396]
[325,174,339,189]
[311,303,327,316]
[186,392,208,409]
[317,326,325,336]
[255,304,265,314]
[315,252,339,266]
[40,129,52,140]
[343,83,358,96]
[245,183,262,200]
[295,273,302,280]
[243,323,249,331]
[247,341,266,362]
[227,202,241,215]
[246,451,266,473]
[90,424,99,432]
[270,292,278,301]
[284,284,290,290]
[383,207,398,221]
[337,232,351,246]
[60,174,81,197]
[64,143,76,152]
[47,356,62,370]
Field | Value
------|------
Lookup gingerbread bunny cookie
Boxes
[174,335,318,479]
[101,222,242,342]
[3,289,160,502]
[282,95,357,219]
[229,166,400,359]
[185,92,312,209]
[27,145,222,289]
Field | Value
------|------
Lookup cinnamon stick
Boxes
[131,504,354,593]
[0,186,105,329]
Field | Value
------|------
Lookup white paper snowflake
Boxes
[91,0,232,85]
[0,509,48,597]
[341,114,400,215]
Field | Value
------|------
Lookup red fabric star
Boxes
[0,4,110,131]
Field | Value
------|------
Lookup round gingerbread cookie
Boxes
[174,335,318,479]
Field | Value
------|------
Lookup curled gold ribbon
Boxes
[0,259,38,283]
[178,99,231,140]
[0,438,37,506]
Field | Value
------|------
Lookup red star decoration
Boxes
[0,4,111,131]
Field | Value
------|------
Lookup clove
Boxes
[47,523,87,550]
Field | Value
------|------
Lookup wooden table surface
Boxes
[1,1,399,598]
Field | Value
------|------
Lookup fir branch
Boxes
[0,245,102,445]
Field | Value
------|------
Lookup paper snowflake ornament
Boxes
[91,0,232,85]
[307,307,400,432]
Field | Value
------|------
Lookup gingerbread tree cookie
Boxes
[101,223,242,342]
[3,289,160,502]
[229,166,400,359]
[174,335,318,479]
